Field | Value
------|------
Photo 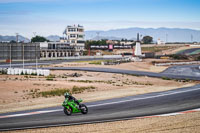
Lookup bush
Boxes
[169,54,188,60]
[39,89,70,97]
[0,69,7,75]
[162,77,172,80]
[32,86,95,98]
[89,60,102,65]
[46,77,54,81]
[46,74,56,81]
[195,56,200,61]
[72,86,95,94]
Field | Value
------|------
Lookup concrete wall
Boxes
[0,43,40,61]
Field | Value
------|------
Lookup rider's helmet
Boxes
[64,92,70,98]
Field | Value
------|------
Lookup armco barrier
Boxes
[155,61,200,66]
[40,55,123,60]
[6,68,50,76]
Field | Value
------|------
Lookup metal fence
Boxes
[0,43,40,61]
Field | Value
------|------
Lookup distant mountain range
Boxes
[85,27,200,42]
[0,35,30,43]
[1,27,200,42]
[46,35,61,42]
[0,35,61,43]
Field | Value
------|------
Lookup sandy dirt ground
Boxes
[0,69,196,113]
[7,111,200,133]
[49,59,169,73]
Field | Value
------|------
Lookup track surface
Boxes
[0,58,121,68]
[0,84,200,131]
[0,63,200,131]
[177,48,200,55]
[46,66,200,81]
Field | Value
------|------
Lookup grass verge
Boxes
[30,86,96,98]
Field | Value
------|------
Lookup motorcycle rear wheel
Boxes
[64,107,72,116]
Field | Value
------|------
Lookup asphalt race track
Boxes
[0,58,121,68]
[46,67,200,81]
[0,64,200,131]
[0,83,200,131]
[177,48,200,55]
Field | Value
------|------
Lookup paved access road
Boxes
[46,67,200,81]
[161,64,200,77]
[0,84,200,131]
[177,48,200,55]
[0,58,121,68]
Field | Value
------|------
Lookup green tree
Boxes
[10,40,16,43]
[31,36,49,42]
[142,36,153,44]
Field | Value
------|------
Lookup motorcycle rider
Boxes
[64,92,80,109]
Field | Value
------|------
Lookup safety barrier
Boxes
[155,61,200,66]
[40,55,123,60]
[6,68,50,76]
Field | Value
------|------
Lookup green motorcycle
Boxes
[62,99,88,115]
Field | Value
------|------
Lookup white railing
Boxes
[155,61,200,66]
[6,68,50,76]
[40,55,123,60]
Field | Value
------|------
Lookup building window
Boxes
[68,28,76,32]
[70,34,76,38]
[78,29,84,32]
[71,40,75,43]
[78,35,84,38]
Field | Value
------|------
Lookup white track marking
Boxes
[0,109,61,119]
[0,87,200,119]
[156,113,180,117]
[194,108,200,111]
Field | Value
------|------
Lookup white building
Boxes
[120,40,134,45]
[63,25,85,55]
[157,39,165,45]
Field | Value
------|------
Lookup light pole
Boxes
[16,33,19,43]
[10,44,12,68]
[33,32,36,37]
[191,34,193,42]
[23,44,24,69]
[35,44,38,70]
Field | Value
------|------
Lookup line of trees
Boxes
[142,36,153,44]
[31,36,49,42]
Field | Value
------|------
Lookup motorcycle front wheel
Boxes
[64,107,72,116]
[80,104,88,114]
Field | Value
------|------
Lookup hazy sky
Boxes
[0,0,200,38]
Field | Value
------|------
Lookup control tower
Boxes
[134,33,142,56]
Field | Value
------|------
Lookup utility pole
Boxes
[96,32,100,41]
[35,44,38,70]
[23,44,24,69]
[10,44,12,68]
[16,33,19,43]
[32,32,36,43]
[33,32,36,37]
[191,34,193,42]
[166,34,168,43]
